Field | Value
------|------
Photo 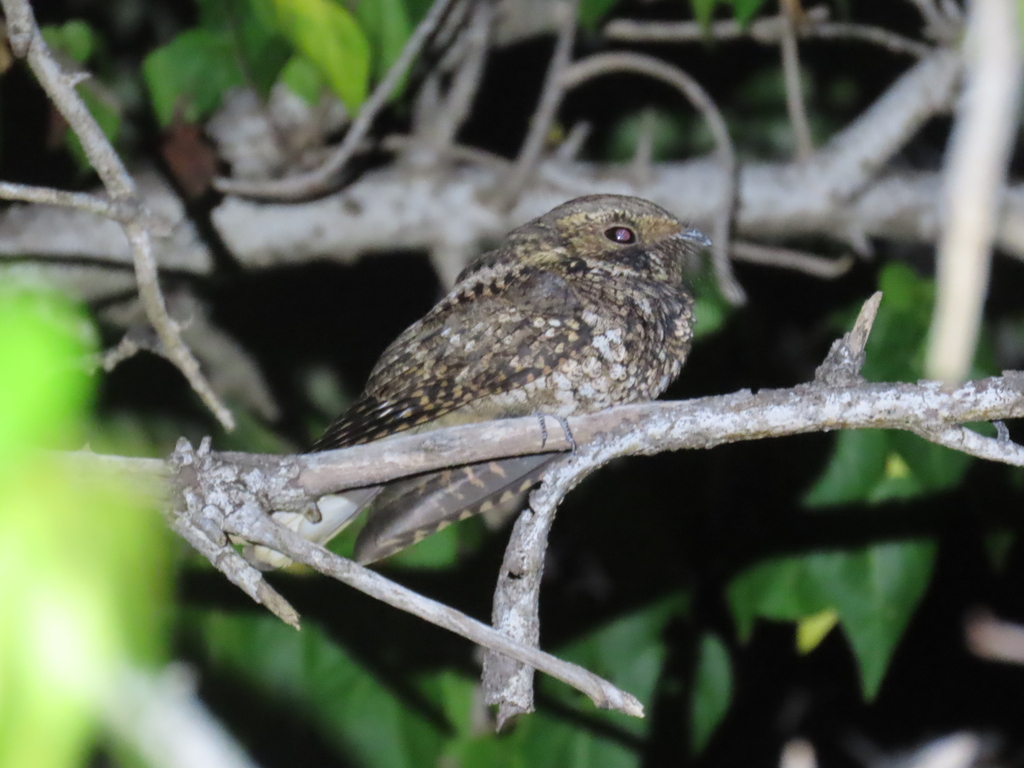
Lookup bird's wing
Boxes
[311,266,587,451]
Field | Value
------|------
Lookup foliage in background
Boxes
[194,595,687,767]
[0,288,171,768]
[7,0,1021,765]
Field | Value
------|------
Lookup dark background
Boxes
[9,0,1024,765]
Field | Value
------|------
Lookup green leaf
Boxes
[731,0,769,25]
[194,0,291,95]
[354,0,412,86]
[386,521,460,568]
[727,556,831,642]
[273,0,370,110]
[690,633,732,754]
[984,528,1015,572]
[606,109,689,163]
[689,0,767,27]
[41,20,96,63]
[143,29,246,126]
[728,540,936,700]
[808,540,936,698]
[690,0,719,27]
[579,0,622,31]
[197,613,444,768]
[803,429,888,507]
[556,595,686,734]
[0,290,92,455]
[796,609,839,654]
[279,54,328,104]
[0,289,170,768]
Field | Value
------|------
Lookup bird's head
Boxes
[513,194,711,283]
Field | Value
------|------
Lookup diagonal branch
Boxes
[499,0,579,208]
[0,0,234,430]
[559,52,744,304]
[213,0,458,201]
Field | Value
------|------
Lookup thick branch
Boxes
[604,7,933,58]
[925,0,1023,383]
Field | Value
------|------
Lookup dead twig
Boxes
[604,7,933,58]
[499,0,579,209]
[925,0,1023,383]
[779,0,814,159]
[214,0,458,200]
[0,0,234,430]
[560,52,745,304]
[730,241,855,279]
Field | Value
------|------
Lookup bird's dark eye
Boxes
[605,226,636,244]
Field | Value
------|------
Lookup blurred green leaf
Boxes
[279,53,328,103]
[386,521,460,568]
[354,0,412,89]
[579,0,621,30]
[690,633,732,754]
[273,0,370,110]
[691,0,718,26]
[41,20,96,63]
[693,295,729,340]
[193,0,291,95]
[796,608,839,654]
[731,0,770,24]
[606,109,688,163]
[555,595,686,735]
[728,556,831,642]
[803,430,888,507]
[727,540,935,699]
[143,29,246,126]
[984,528,1015,572]
[198,613,444,768]
[0,288,170,768]
[0,290,93,456]
[197,597,687,767]
[690,0,769,27]
[809,540,935,698]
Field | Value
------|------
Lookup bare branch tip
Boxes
[256,581,302,629]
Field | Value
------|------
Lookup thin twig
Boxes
[730,241,854,279]
[0,0,234,430]
[554,121,591,162]
[815,291,881,385]
[214,0,457,201]
[0,181,117,218]
[779,0,814,159]
[604,8,933,58]
[499,0,579,209]
[226,502,644,717]
[926,0,1022,383]
[809,22,934,57]
[630,109,656,187]
[966,610,1024,664]
[560,52,745,303]
[426,0,493,151]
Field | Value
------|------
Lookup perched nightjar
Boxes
[255,194,710,567]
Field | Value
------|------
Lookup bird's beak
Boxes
[675,227,712,247]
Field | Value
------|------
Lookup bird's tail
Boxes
[353,454,557,564]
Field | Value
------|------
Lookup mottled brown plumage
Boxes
[308,194,708,564]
